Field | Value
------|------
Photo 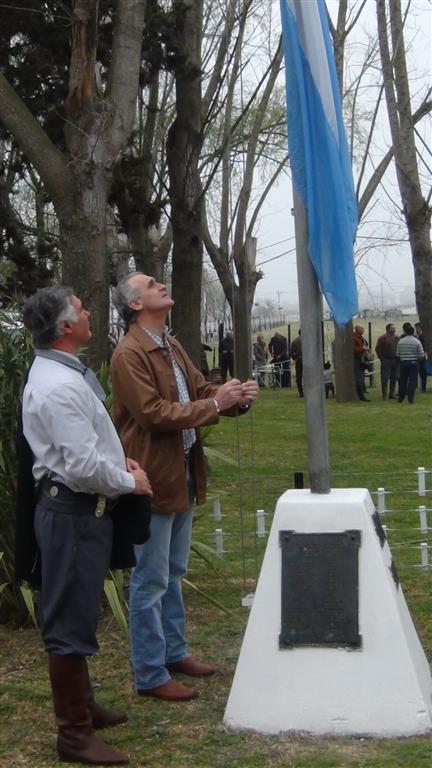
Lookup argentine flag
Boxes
[280,0,358,326]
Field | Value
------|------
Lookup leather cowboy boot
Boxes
[48,654,129,765]
[84,660,128,730]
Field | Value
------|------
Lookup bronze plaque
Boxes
[279,530,361,648]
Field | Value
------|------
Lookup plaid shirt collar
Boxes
[141,326,169,348]
[140,327,196,453]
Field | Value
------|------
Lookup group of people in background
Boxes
[215,319,427,405]
[253,330,293,390]
[356,321,427,404]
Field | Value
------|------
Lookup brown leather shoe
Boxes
[137,679,199,701]
[165,656,217,677]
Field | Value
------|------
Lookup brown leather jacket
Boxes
[111,323,221,514]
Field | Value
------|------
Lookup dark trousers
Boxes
[221,353,234,381]
[354,357,364,388]
[273,360,291,388]
[398,361,418,404]
[35,480,112,656]
[418,358,427,392]
[294,360,303,396]
[380,358,398,387]
[325,382,335,399]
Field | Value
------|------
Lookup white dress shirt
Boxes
[23,354,135,497]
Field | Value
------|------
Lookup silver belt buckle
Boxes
[95,496,106,518]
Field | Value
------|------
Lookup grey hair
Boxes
[23,286,78,348]
[112,272,144,328]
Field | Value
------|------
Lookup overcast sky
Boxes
[231,0,431,312]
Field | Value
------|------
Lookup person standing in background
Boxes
[414,322,427,393]
[396,325,425,404]
[375,323,399,400]
[290,330,303,397]
[353,325,370,402]
[269,331,290,387]
[220,330,235,381]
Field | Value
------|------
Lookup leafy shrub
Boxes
[0,308,34,622]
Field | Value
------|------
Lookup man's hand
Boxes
[214,378,243,410]
[239,379,259,407]
[127,459,153,496]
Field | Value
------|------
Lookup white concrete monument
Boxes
[224,488,432,736]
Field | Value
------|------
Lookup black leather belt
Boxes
[39,477,106,517]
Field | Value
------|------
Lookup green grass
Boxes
[0,385,431,767]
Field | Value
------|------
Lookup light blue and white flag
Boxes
[280,0,358,325]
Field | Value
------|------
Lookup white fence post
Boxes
[420,542,429,571]
[377,487,386,515]
[256,509,266,538]
[417,467,426,497]
[419,506,428,534]
[215,528,225,556]
[213,498,222,521]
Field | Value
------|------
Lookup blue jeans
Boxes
[129,504,193,690]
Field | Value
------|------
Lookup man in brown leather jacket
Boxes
[111,272,258,702]
[375,323,399,400]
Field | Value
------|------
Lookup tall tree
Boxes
[376,0,431,353]
[328,0,431,399]
[0,1,146,366]
[112,0,175,282]
[202,2,286,378]
[328,0,365,402]
[166,0,204,365]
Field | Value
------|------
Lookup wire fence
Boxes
[193,466,431,604]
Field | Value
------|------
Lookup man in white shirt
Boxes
[396,324,425,404]
[21,286,152,766]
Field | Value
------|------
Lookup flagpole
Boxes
[293,188,330,494]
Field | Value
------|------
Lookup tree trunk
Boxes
[59,176,111,366]
[170,217,203,366]
[130,219,172,282]
[411,212,432,354]
[167,0,203,368]
[333,320,357,403]
[327,1,357,402]
[231,280,252,381]
[224,237,258,381]
[377,0,432,354]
